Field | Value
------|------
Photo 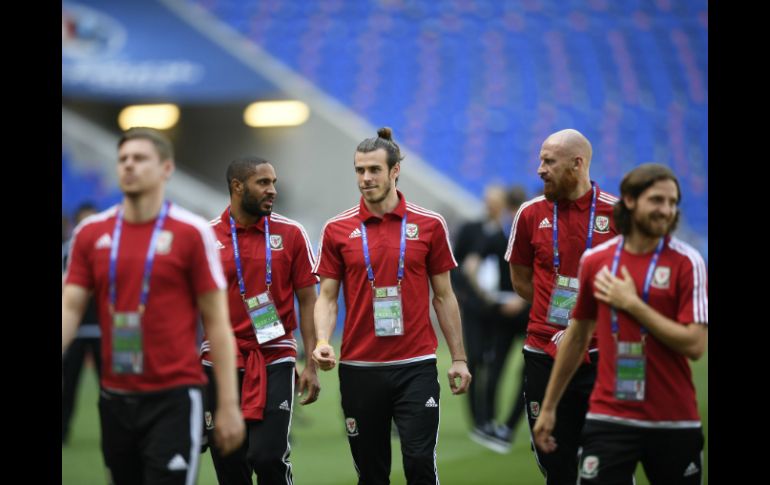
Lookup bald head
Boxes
[543,129,592,169]
[538,129,594,201]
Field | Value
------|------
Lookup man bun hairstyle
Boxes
[356,126,405,170]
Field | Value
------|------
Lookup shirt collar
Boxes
[559,181,598,210]
[221,206,268,232]
[357,189,407,222]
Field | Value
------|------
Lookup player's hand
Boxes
[213,403,245,456]
[594,265,640,311]
[297,364,321,405]
[533,409,558,453]
[312,342,337,371]
[448,360,472,395]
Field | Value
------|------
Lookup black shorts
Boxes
[579,419,704,485]
[99,385,203,485]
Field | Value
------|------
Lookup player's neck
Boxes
[364,190,399,217]
[565,177,592,201]
[624,232,662,255]
[229,201,261,227]
[122,191,165,223]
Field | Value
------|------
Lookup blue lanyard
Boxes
[553,182,597,272]
[360,215,407,288]
[609,237,665,337]
[108,200,170,313]
[229,211,273,297]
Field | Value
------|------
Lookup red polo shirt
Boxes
[573,236,708,426]
[505,184,618,355]
[314,191,457,365]
[201,208,318,365]
[64,204,226,393]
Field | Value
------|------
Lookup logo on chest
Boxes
[269,234,284,250]
[651,266,671,289]
[594,215,610,234]
[406,223,419,240]
[94,233,112,249]
[156,230,174,255]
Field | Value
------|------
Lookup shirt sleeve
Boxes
[571,253,598,320]
[506,204,533,265]
[189,223,227,295]
[427,215,458,275]
[313,223,344,280]
[290,224,319,289]
[64,225,94,290]
[676,250,709,325]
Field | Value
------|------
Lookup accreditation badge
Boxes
[546,274,579,326]
[372,286,404,337]
[244,291,286,344]
[112,311,143,374]
[615,341,646,401]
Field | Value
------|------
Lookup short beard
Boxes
[242,188,272,218]
[362,181,392,204]
[635,213,678,238]
[544,171,578,202]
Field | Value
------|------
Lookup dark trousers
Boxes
[62,336,101,443]
[579,420,704,485]
[99,386,203,485]
[204,362,295,485]
[339,361,440,485]
[462,310,487,427]
[464,305,528,428]
[523,350,597,485]
[485,308,528,429]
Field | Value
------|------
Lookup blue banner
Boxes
[62,0,279,102]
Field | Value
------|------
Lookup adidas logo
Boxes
[538,218,552,229]
[683,462,699,477]
[215,240,225,250]
[349,228,362,239]
[95,233,112,249]
[279,400,291,411]
[166,454,188,471]
[425,397,438,408]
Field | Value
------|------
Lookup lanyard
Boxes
[609,237,665,338]
[360,215,407,288]
[108,200,170,313]
[229,211,273,297]
[553,182,597,272]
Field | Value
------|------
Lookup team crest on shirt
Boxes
[156,230,174,255]
[652,266,671,289]
[406,223,419,240]
[345,417,359,436]
[594,215,610,234]
[269,234,284,250]
[529,401,540,417]
[580,455,600,479]
[204,411,214,430]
